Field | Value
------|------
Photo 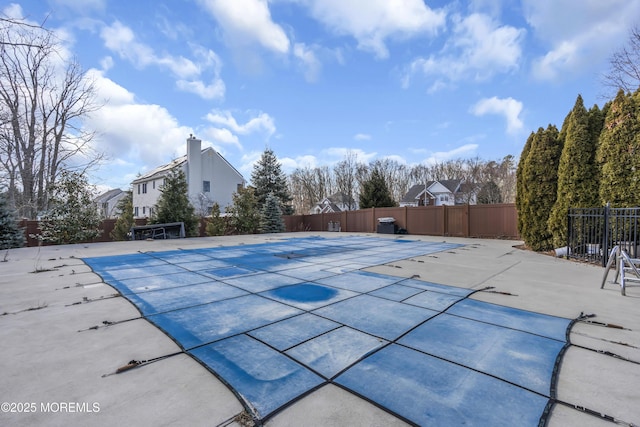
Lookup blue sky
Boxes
[6,0,640,191]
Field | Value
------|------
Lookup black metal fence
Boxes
[567,206,640,266]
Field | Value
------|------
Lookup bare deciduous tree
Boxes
[0,16,101,218]
[603,26,640,93]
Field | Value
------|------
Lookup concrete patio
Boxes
[1,232,638,426]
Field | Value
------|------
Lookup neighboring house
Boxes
[94,188,127,218]
[131,135,245,218]
[310,192,358,214]
[400,180,478,207]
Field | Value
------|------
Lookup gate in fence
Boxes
[567,206,640,266]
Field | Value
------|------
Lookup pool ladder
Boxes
[601,245,640,296]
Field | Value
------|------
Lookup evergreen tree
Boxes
[516,132,535,238]
[548,95,600,247]
[520,125,562,251]
[251,148,294,215]
[110,190,134,241]
[151,168,199,236]
[597,89,640,207]
[228,186,260,234]
[259,192,286,233]
[0,193,25,249]
[359,167,396,208]
[206,202,227,236]
[477,181,502,204]
[38,170,102,245]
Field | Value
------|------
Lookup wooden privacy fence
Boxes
[283,204,520,239]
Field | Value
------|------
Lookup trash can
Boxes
[377,217,397,234]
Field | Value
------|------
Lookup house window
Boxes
[153,180,155,189]
[237,183,243,192]
[143,206,146,215]
[137,184,140,195]
[142,183,147,194]
[203,180,210,193]
[134,207,139,217]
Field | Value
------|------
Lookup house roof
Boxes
[94,188,124,203]
[400,184,435,204]
[131,147,245,184]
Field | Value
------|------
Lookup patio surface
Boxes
[1,232,639,426]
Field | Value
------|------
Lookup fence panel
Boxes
[406,206,444,235]
[568,206,640,266]
[469,204,518,238]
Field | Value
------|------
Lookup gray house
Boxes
[400,180,478,207]
[94,188,127,218]
[310,192,358,214]
[131,136,245,218]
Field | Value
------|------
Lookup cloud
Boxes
[404,12,524,90]
[297,0,445,59]
[523,0,640,81]
[205,109,276,137]
[470,96,523,134]
[100,21,225,100]
[293,43,322,83]
[354,133,371,141]
[198,0,290,54]
[423,144,479,165]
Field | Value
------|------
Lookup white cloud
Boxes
[205,110,276,137]
[354,133,371,141]
[298,0,445,59]
[81,70,205,188]
[404,12,524,90]
[524,0,640,81]
[470,96,523,134]
[198,0,290,54]
[100,21,225,100]
[293,43,322,83]
[423,144,479,165]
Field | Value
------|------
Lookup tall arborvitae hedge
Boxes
[520,125,562,251]
[548,95,600,247]
[597,89,640,207]
[516,132,534,239]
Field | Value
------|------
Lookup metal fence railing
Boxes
[567,206,640,266]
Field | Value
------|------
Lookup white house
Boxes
[310,192,358,214]
[94,188,127,219]
[131,136,245,218]
[399,180,478,207]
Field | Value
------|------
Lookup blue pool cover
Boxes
[84,236,572,425]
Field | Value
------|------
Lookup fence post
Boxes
[442,205,448,236]
[602,203,610,267]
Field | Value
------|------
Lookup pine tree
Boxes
[151,168,199,236]
[38,170,102,245]
[520,125,562,251]
[516,132,534,238]
[597,89,640,207]
[548,95,600,247]
[259,193,286,233]
[251,148,294,215]
[0,193,25,249]
[228,186,260,234]
[110,191,134,241]
[206,202,227,236]
[359,167,396,208]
